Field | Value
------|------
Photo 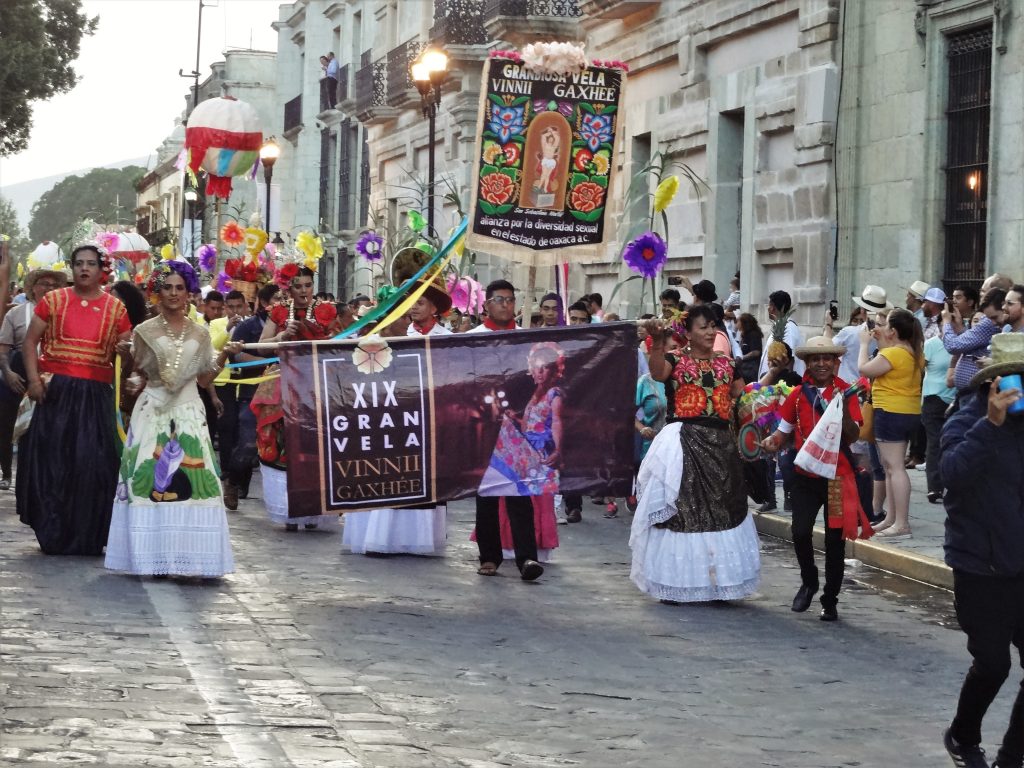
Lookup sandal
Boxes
[603,501,618,518]
[477,562,498,576]
[927,491,943,504]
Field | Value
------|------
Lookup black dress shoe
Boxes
[791,584,816,612]
[520,560,544,581]
[820,605,838,622]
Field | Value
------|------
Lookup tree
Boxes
[0,195,32,257]
[28,165,146,246]
[0,0,98,156]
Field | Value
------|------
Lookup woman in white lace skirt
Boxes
[104,261,239,578]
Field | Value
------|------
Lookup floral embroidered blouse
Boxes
[35,288,131,384]
[665,349,736,422]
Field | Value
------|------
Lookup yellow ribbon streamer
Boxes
[114,357,128,443]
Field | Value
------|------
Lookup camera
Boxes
[667,275,683,286]
[829,300,838,321]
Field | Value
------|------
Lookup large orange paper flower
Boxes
[220,221,245,246]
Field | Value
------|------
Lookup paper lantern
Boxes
[104,232,151,264]
[185,96,263,199]
[27,241,62,268]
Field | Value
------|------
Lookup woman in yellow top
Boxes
[857,308,924,538]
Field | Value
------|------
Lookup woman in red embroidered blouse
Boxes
[628,304,761,603]
[17,243,132,555]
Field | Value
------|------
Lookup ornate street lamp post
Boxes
[411,48,448,235]
[259,137,281,234]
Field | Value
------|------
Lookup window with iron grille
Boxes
[338,119,352,231]
[319,128,336,228]
[943,26,991,291]
[359,136,371,228]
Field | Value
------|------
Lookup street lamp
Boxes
[260,137,281,234]
[183,187,199,262]
[411,48,448,235]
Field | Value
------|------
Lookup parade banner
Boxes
[466,55,625,266]
[279,324,638,516]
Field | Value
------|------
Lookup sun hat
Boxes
[852,284,893,311]
[968,333,1024,389]
[23,268,67,295]
[906,280,930,299]
[794,335,847,360]
[923,287,947,304]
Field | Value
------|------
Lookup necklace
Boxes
[159,313,188,387]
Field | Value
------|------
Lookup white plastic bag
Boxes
[794,393,843,479]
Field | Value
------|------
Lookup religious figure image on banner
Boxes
[467,55,625,266]
[478,342,564,496]
[519,116,572,210]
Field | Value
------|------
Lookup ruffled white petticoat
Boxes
[105,503,234,577]
[342,507,447,555]
[629,422,761,602]
[262,466,341,530]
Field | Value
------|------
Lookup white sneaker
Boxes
[916,463,927,471]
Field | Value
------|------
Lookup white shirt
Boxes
[408,322,451,337]
[832,322,877,384]
[757,318,805,378]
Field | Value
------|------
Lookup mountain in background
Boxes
[1,155,151,230]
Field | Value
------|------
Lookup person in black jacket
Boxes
[940,332,1024,768]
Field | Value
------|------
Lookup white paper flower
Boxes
[521,41,587,76]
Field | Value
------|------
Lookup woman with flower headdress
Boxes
[253,263,340,531]
[17,243,132,555]
[104,261,241,577]
[342,269,451,556]
[628,304,761,603]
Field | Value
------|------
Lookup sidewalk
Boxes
[751,462,953,590]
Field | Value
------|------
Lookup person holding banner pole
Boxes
[342,273,452,556]
[629,305,760,603]
[252,265,341,532]
[468,280,544,581]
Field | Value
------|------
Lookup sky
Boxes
[0,0,283,188]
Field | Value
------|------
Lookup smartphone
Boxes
[667,276,683,286]
[867,318,876,330]
[829,300,838,321]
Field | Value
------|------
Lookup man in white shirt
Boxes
[758,290,805,378]
[824,284,889,383]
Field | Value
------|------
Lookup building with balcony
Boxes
[272,0,1024,320]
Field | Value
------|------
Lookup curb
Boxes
[752,511,953,591]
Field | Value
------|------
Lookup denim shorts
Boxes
[873,408,921,443]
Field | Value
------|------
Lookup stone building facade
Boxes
[270,0,1022,320]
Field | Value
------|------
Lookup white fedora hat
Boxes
[852,284,893,312]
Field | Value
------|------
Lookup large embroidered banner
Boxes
[279,324,637,515]
[466,56,625,266]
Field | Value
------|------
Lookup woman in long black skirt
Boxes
[17,243,131,555]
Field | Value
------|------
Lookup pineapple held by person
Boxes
[768,308,795,361]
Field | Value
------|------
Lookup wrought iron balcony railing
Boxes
[483,0,582,19]
[319,77,337,113]
[283,94,302,133]
[386,39,423,107]
[354,53,391,122]
[430,0,488,45]
[482,0,582,46]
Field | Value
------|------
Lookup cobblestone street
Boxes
[1,489,1014,767]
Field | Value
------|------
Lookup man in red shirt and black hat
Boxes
[761,336,871,622]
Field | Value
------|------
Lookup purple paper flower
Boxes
[215,270,232,293]
[623,231,667,278]
[580,112,613,152]
[488,104,526,143]
[197,243,217,273]
[356,231,384,262]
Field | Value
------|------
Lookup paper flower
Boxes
[489,49,523,63]
[352,336,393,375]
[197,243,217,273]
[355,230,383,262]
[244,227,268,256]
[407,210,426,233]
[295,231,323,262]
[521,41,587,76]
[160,244,175,261]
[215,270,232,292]
[623,231,668,278]
[220,221,245,247]
[654,175,680,213]
[96,232,119,254]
